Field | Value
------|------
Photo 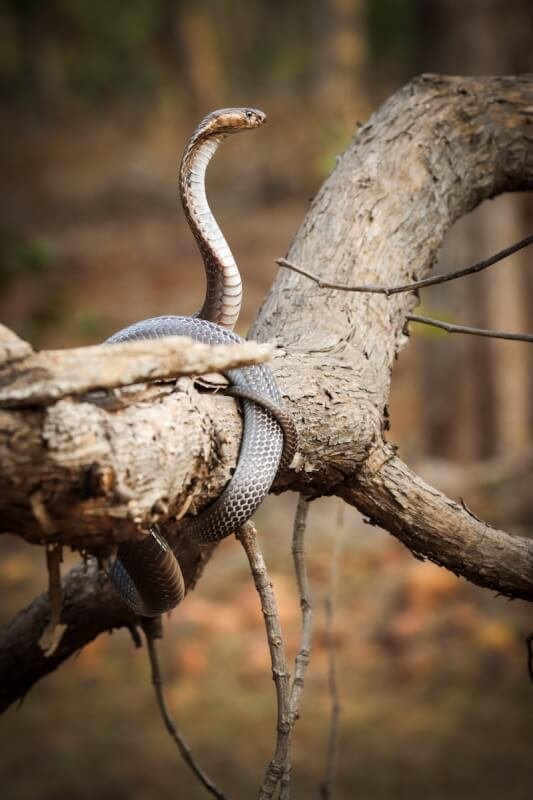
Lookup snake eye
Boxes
[245,110,253,119]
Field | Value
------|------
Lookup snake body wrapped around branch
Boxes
[106,109,297,617]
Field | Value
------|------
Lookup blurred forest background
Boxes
[1,1,532,798]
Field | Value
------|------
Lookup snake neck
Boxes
[179,131,242,330]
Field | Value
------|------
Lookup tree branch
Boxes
[338,444,533,602]
[142,617,230,800]
[406,313,533,342]
[0,528,215,712]
[0,333,271,407]
[2,74,533,707]
[251,73,533,595]
[280,495,313,799]
[236,522,291,800]
[276,232,533,297]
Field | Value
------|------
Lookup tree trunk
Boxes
[1,74,533,709]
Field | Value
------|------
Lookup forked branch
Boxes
[277,234,533,343]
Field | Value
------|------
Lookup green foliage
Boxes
[61,0,159,48]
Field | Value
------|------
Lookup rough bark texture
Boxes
[340,445,533,601]
[0,332,271,406]
[0,527,214,712]
[1,74,533,708]
[0,327,265,545]
[252,74,533,488]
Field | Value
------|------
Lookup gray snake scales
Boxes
[106,108,296,617]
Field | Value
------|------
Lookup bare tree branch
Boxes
[276,232,533,297]
[0,334,271,408]
[0,528,214,712]
[338,444,533,602]
[37,544,66,657]
[406,313,533,342]
[141,617,230,800]
[0,560,131,712]
[319,504,344,800]
[235,523,291,799]
[252,73,533,600]
[2,74,533,709]
[280,495,313,800]
[288,495,312,724]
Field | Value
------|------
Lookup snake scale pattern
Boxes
[106,109,296,617]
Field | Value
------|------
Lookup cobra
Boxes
[106,108,297,617]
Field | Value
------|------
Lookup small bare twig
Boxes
[277,240,533,343]
[280,495,313,800]
[30,491,57,538]
[141,617,229,800]
[276,232,533,296]
[236,522,291,800]
[526,633,533,682]
[319,503,345,800]
[406,314,533,342]
[38,543,67,657]
[126,623,143,649]
[30,493,67,657]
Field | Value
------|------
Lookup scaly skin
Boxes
[107,109,296,617]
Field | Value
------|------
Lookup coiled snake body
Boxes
[106,109,296,617]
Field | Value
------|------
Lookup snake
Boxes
[105,108,297,617]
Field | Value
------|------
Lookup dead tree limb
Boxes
[0,333,271,407]
[406,313,533,342]
[276,231,533,296]
[338,444,533,600]
[0,529,214,712]
[2,74,533,706]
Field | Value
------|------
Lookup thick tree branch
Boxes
[2,74,533,704]
[251,73,533,585]
[0,560,131,712]
[0,527,214,712]
[338,444,533,602]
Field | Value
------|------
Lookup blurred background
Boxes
[1,1,532,798]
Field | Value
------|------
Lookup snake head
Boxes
[197,107,267,138]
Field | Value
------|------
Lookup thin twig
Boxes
[406,314,533,342]
[319,502,345,800]
[38,543,67,656]
[526,633,533,681]
[276,232,533,296]
[236,522,291,800]
[280,495,313,800]
[141,617,230,800]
